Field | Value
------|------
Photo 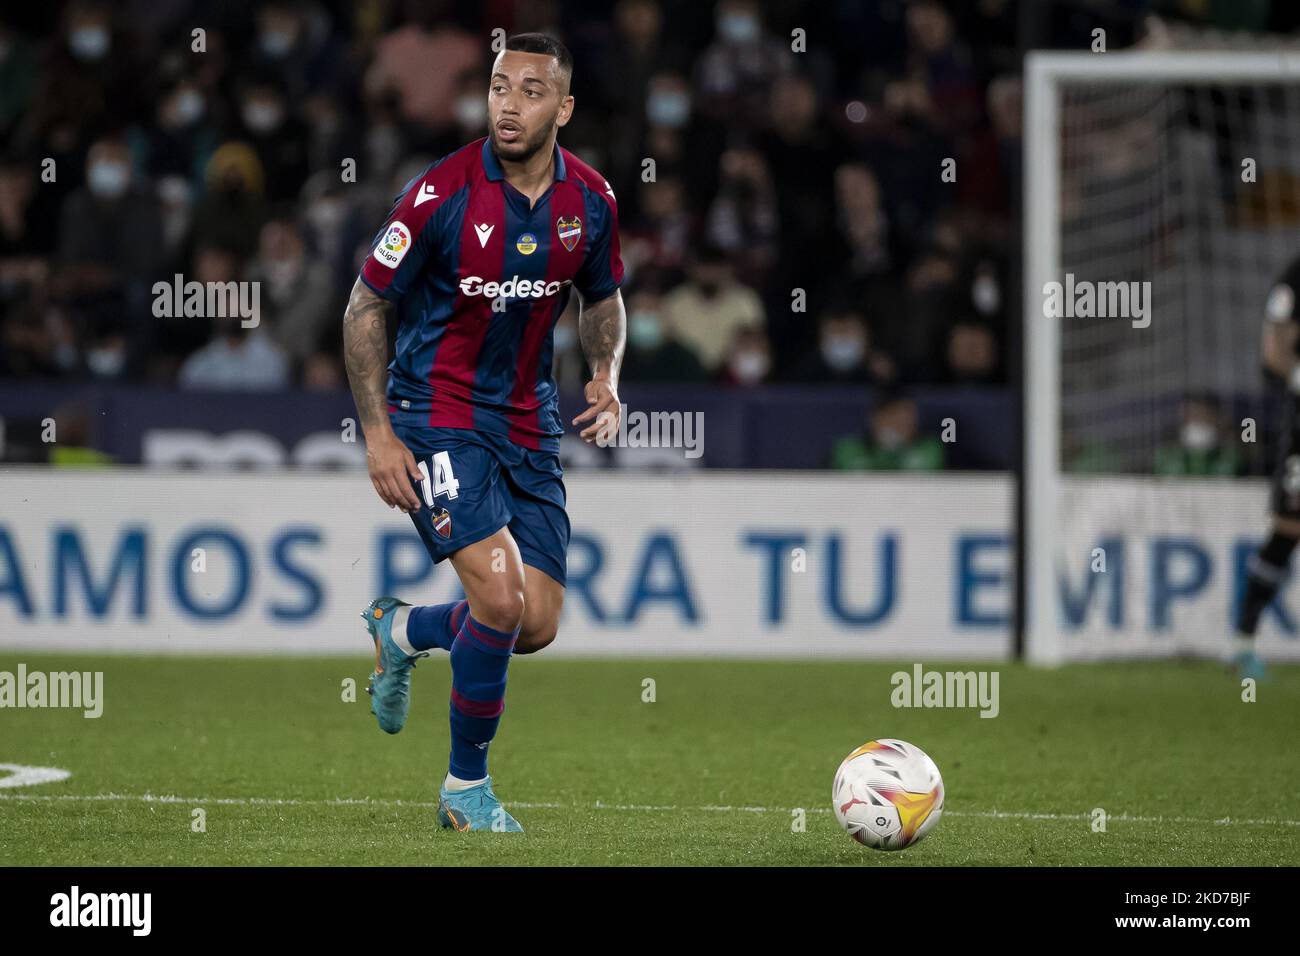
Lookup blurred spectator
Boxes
[621,289,707,383]
[694,0,793,129]
[366,0,482,133]
[704,146,778,286]
[194,142,267,258]
[828,394,944,471]
[664,244,764,373]
[235,78,310,203]
[48,401,113,467]
[623,175,694,286]
[758,74,843,285]
[717,326,772,387]
[790,309,896,387]
[0,157,49,307]
[943,321,1002,385]
[57,137,162,298]
[249,215,337,366]
[302,351,345,391]
[179,317,290,391]
[1154,396,1243,477]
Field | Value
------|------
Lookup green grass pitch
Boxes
[1,653,1296,866]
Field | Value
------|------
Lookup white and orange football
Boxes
[832,738,944,850]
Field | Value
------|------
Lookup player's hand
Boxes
[365,428,423,513]
[573,377,621,445]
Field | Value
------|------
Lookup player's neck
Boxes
[498,138,558,206]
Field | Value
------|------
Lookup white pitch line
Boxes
[0,792,1297,828]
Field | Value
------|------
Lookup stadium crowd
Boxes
[0,0,1022,401]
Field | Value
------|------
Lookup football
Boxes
[832,739,945,850]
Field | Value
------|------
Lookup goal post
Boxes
[1022,51,1300,665]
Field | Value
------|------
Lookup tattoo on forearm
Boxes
[578,292,625,379]
[342,278,394,432]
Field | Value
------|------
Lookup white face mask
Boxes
[171,89,205,126]
[88,161,129,199]
[260,29,296,58]
[87,346,126,377]
[718,12,759,44]
[1181,421,1217,452]
[647,92,690,128]
[629,311,665,350]
[243,102,284,134]
[821,335,864,371]
[265,259,301,294]
[69,26,110,61]
[730,350,769,384]
[972,275,1000,316]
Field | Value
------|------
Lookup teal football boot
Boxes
[362,597,427,734]
[437,778,524,832]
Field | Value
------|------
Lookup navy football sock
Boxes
[447,612,519,781]
[406,599,468,652]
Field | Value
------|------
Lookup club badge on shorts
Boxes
[432,507,453,539]
[556,215,582,252]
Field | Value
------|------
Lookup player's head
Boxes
[488,33,574,162]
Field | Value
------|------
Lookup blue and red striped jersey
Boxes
[359,138,623,451]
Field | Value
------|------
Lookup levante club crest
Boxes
[556,215,582,252]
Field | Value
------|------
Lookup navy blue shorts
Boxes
[393,424,569,587]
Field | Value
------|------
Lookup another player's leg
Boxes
[1233,516,1296,680]
[437,528,526,832]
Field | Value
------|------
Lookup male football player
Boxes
[342,33,625,831]
[1233,256,1300,681]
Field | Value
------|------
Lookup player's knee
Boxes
[1271,515,1300,541]
[514,623,558,655]
[472,587,525,633]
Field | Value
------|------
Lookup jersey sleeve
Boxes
[359,169,445,303]
[574,183,624,303]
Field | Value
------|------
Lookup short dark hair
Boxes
[505,32,573,83]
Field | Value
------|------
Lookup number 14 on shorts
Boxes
[417,452,461,506]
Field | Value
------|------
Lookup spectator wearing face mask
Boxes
[717,325,772,387]
[249,215,338,366]
[57,138,163,300]
[828,392,944,471]
[694,0,794,130]
[664,243,765,373]
[236,79,309,203]
[790,309,896,386]
[621,290,707,383]
[1154,396,1243,477]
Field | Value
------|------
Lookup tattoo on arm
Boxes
[578,291,625,381]
[343,278,394,433]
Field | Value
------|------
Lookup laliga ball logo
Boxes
[832,738,944,850]
[384,225,409,252]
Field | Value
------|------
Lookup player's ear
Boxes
[556,95,574,128]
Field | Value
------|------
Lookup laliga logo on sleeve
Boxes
[373,221,411,269]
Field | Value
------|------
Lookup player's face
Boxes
[488,50,573,162]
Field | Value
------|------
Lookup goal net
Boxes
[1024,50,1300,663]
